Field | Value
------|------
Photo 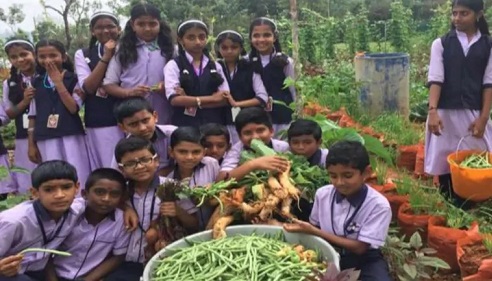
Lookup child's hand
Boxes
[103,39,117,58]
[46,61,64,84]
[283,218,316,234]
[175,87,186,96]
[28,143,42,164]
[427,110,442,136]
[160,202,177,217]
[250,156,289,173]
[23,87,35,102]
[0,254,23,277]
[211,91,227,103]
[469,116,488,138]
[73,88,85,100]
[127,85,150,97]
[222,91,237,107]
[123,207,138,232]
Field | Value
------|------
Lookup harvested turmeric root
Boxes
[268,176,288,199]
[213,215,235,239]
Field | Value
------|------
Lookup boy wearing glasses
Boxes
[107,136,198,281]
[112,97,177,176]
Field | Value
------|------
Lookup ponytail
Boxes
[478,17,490,35]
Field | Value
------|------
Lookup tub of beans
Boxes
[142,225,340,281]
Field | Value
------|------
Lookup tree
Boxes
[0,4,26,33]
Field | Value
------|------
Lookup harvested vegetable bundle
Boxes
[177,179,236,211]
[152,234,326,280]
[459,152,492,169]
[145,180,187,260]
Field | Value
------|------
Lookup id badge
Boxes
[96,88,108,98]
[231,107,241,122]
[22,114,29,129]
[47,114,59,129]
[266,97,273,112]
[184,107,197,117]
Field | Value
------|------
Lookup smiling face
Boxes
[92,17,120,44]
[250,24,276,55]
[119,149,159,182]
[131,15,160,42]
[31,179,79,217]
[327,164,370,197]
[36,45,66,71]
[452,4,481,33]
[7,45,35,74]
[239,123,274,147]
[170,141,205,171]
[83,179,123,216]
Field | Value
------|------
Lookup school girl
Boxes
[215,30,268,144]
[163,19,230,127]
[74,11,124,169]
[103,3,174,125]
[27,39,91,189]
[167,127,220,230]
[426,0,492,206]
[248,17,296,135]
[1,39,37,194]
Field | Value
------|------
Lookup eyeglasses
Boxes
[118,154,157,169]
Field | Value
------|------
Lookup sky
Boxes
[0,0,121,35]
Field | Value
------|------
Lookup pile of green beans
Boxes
[460,152,492,169]
[151,234,324,281]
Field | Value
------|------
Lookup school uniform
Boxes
[105,176,197,281]
[53,208,130,280]
[289,148,329,222]
[167,156,220,230]
[110,125,177,171]
[29,72,90,190]
[0,95,16,195]
[218,59,268,144]
[310,184,392,280]
[425,29,492,177]
[2,77,36,194]
[164,52,230,127]
[220,139,290,172]
[74,45,125,169]
[0,198,85,279]
[249,53,296,137]
[103,41,172,125]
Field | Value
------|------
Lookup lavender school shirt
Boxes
[126,176,197,263]
[220,139,290,172]
[53,208,130,280]
[0,198,85,273]
[103,41,172,125]
[167,156,220,230]
[310,184,391,249]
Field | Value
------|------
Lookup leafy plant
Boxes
[483,235,492,255]
[388,1,413,52]
[393,174,415,195]
[408,186,445,215]
[439,202,476,229]
[0,193,30,211]
[374,160,388,185]
[382,231,450,281]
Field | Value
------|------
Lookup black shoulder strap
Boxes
[82,48,90,59]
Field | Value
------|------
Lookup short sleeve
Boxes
[2,80,13,115]
[220,142,242,172]
[252,73,268,104]
[74,49,92,90]
[112,217,131,256]
[215,62,230,92]
[309,191,321,227]
[103,53,122,86]
[483,46,492,86]
[357,204,392,248]
[0,220,18,257]
[427,38,444,85]
[163,60,181,100]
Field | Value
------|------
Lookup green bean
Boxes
[19,248,71,256]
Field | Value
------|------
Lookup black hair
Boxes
[200,123,231,144]
[287,119,322,141]
[4,38,35,105]
[170,126,205,148]
[88,12,120,49]
[248,17,289,72]
[31,160,78,189]
[176,19,224,90]
[114,136,156,163]
[35,39,74,74]
[326,141,369,172]
[452,0,489,35]
[85,168,126,192]
[215,31,247,58]
[118,3,174,69]
[114,97,154,123]
[234,106,272,134]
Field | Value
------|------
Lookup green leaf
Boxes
[362,135,393,165]
[403,263,417,279]
[418,256,450,269]
[409,232,423,249]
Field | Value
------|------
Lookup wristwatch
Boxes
[196,97,202,109]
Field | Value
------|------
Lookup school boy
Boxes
[287,119,329,168]
[0,161,84,281]
[217,106,290,181]
[52,168,130,281]
[200,123,231,165]
[112,97,177,175]
[284,141,392,281]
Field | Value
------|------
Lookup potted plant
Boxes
[382,174,414,220]
[457,232,492,280]
[382,231,450,281]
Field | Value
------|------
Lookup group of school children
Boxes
[1,0,491,280]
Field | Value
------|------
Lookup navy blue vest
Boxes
[32,71,85,141]
[7,78,29,139]
[439,30,492,110]
[172,55,227,127]
[258,59,293,124]
[219,60,258,125]
[81,47,120,128]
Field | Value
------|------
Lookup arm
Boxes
[232,72,267,108]
[78,42,116,95]
[27,112,42,164]
[0,221,24,277]
[305,224,370,255]
[175,205,198,232]
[46,63,78,114]
[218,156,289,182]
[2,81,32,120]
[102,54,147,98]
[83,255,125,281]
[427,39,444,135]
